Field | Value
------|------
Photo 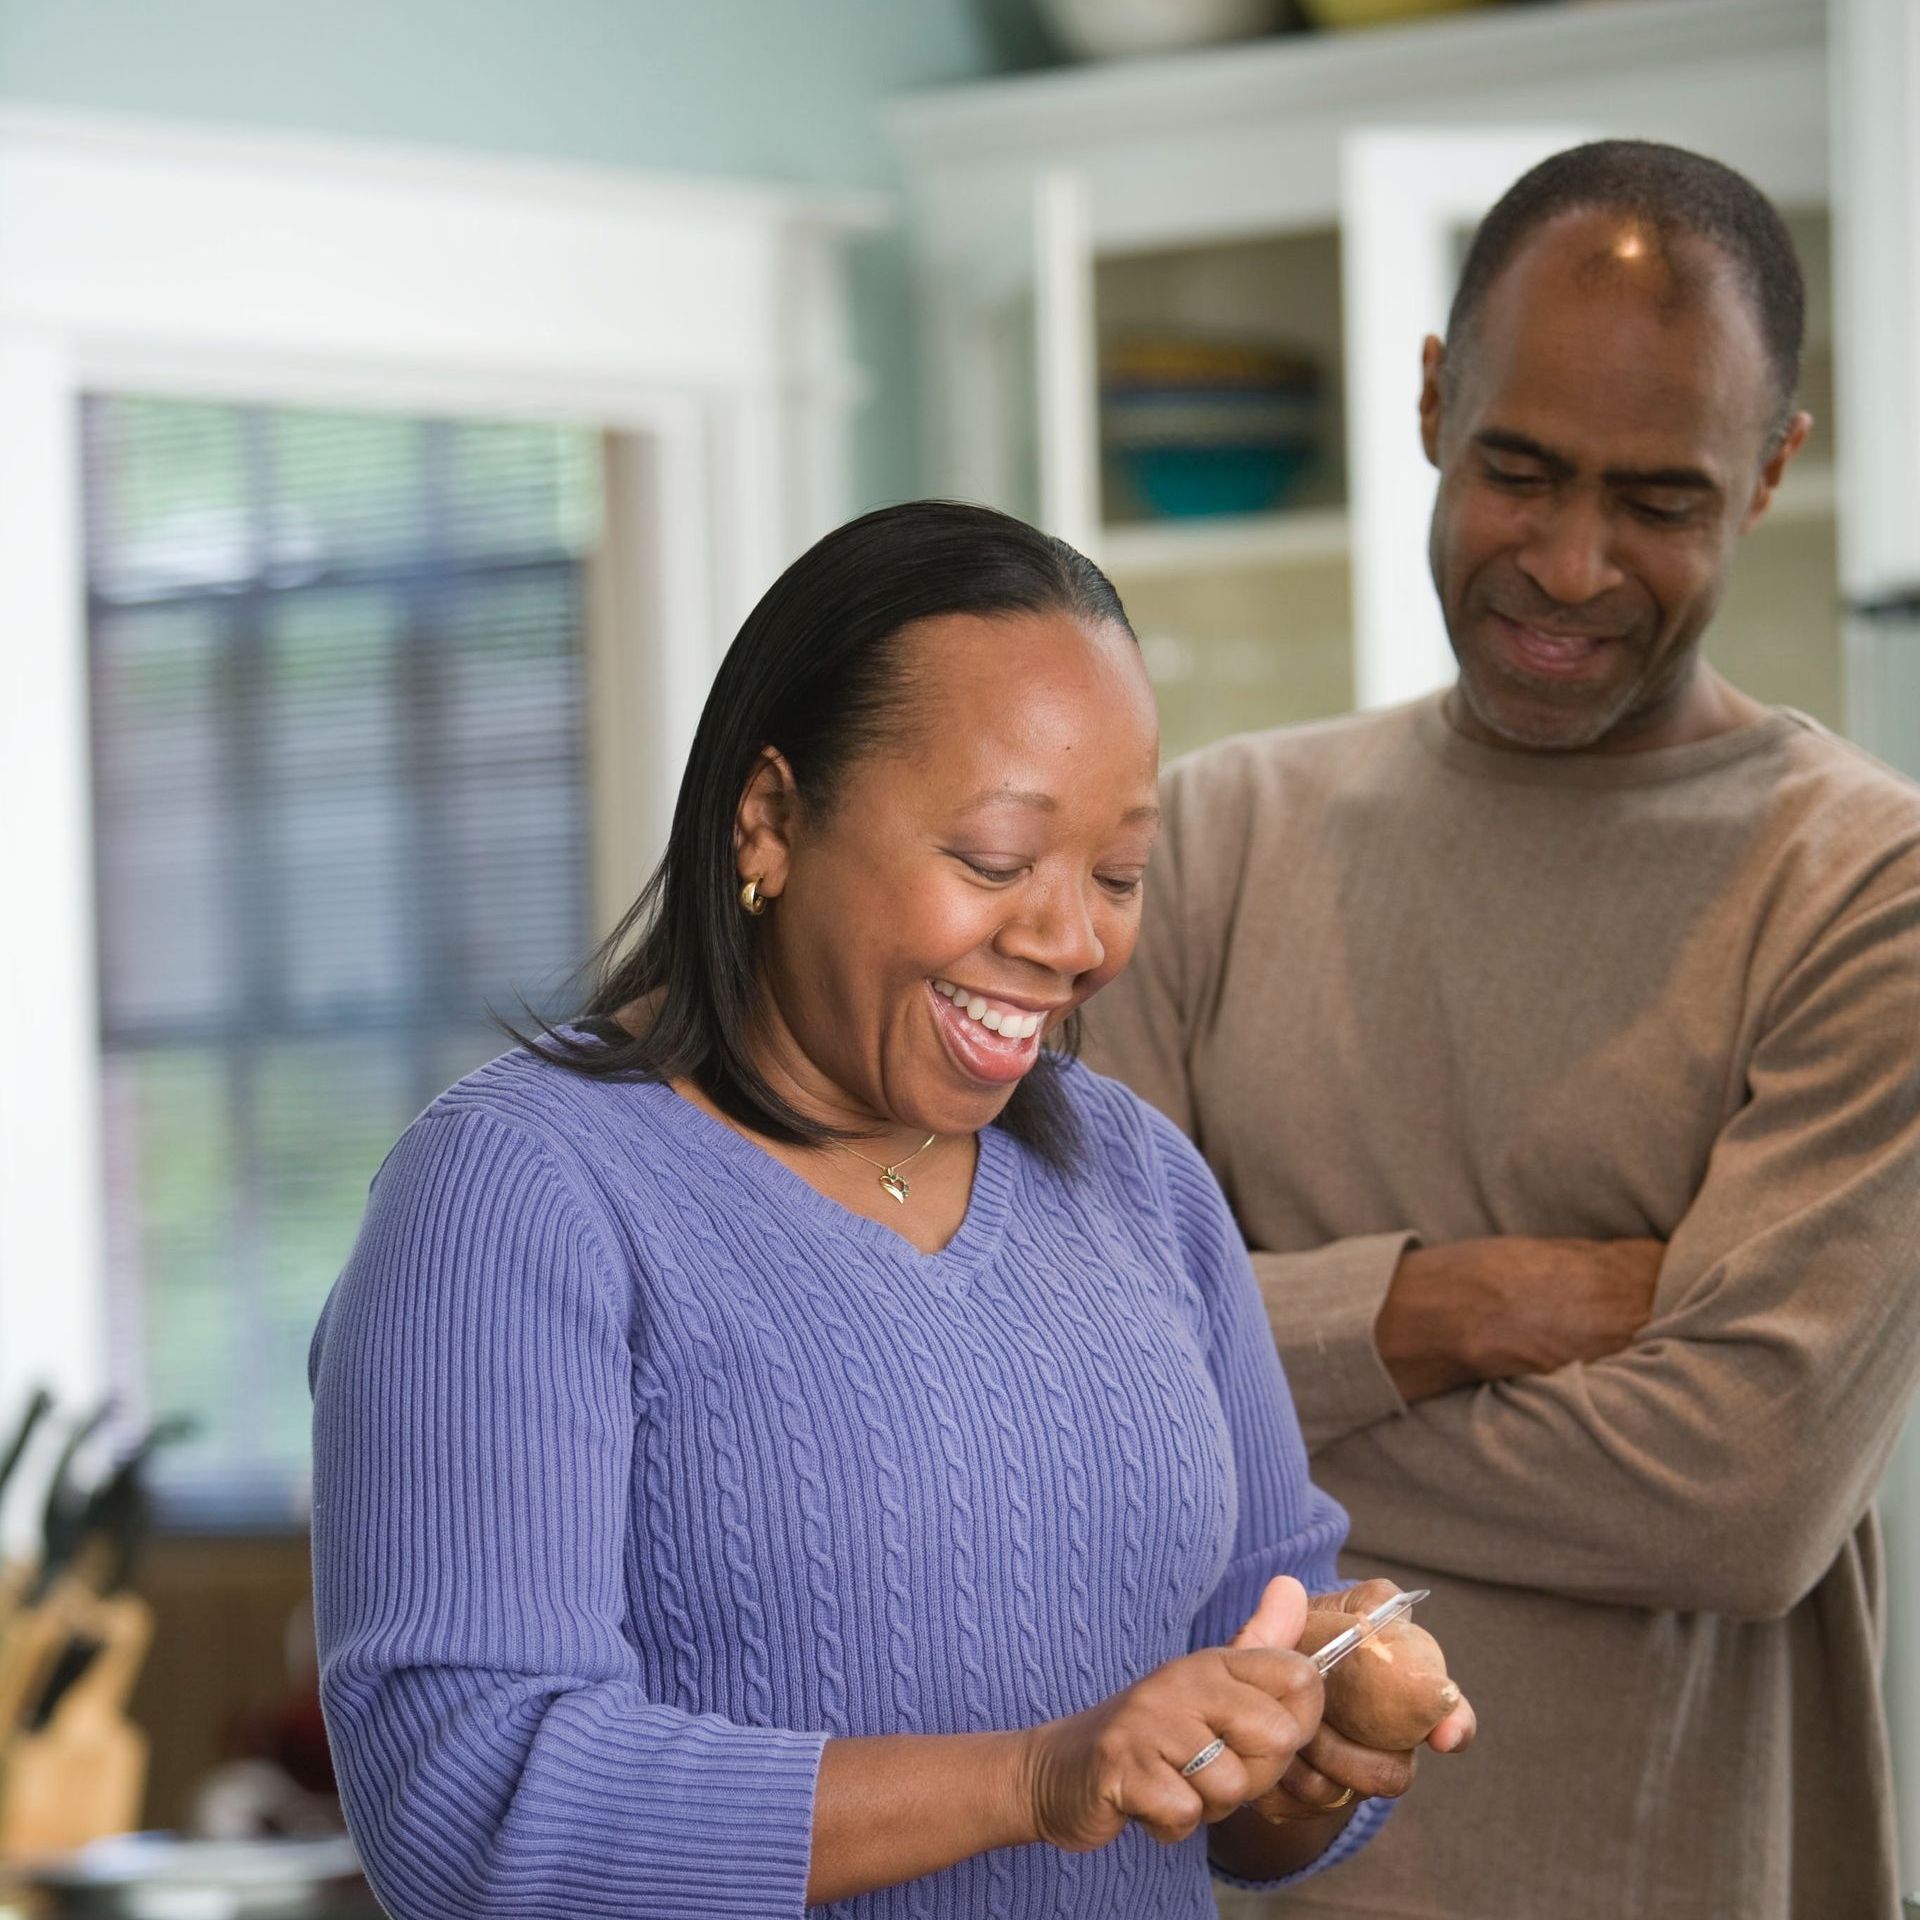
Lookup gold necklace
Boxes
[836,1133,938,1204]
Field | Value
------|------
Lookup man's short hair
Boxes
[1446,140,1806,439]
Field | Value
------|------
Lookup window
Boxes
[84,396,600,1523]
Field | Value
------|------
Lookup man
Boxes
[1084,141,1920,1919]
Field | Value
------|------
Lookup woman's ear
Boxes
[733,747,799,901]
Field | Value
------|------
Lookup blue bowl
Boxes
[1118,444,1315,518]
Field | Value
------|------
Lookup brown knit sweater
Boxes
[1083,694,1920,1920]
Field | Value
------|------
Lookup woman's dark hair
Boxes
[511,498,1135,1168]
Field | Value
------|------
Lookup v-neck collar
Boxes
[557,1025,1016,1289]
[645,1079,1015,1287]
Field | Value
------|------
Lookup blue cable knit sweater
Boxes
[308,1043,1384,1918]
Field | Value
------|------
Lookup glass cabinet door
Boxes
[928,174,1363,763]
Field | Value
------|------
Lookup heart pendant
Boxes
[879,1170,910,1204]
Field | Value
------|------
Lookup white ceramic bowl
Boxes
[1038,0,1286,60]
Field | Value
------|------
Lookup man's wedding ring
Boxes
[1180,1737,1227,1778]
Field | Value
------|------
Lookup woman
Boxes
[309,501,1472,1918]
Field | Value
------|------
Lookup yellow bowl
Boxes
[1299,0,1501,29]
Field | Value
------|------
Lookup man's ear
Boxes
[1419,335,1447,471]
[1741,409,1814,533]
[734,747,799,901]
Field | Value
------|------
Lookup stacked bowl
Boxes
[1101,334,1326,520]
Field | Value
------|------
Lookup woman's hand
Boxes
[1020,1576,1324,1851]
[1233,1577,1477,1822]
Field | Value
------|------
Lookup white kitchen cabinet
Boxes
[890,0,1838,762]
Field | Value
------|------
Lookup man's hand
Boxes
[1375,1236,1663,1405]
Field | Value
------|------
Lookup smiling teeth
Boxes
[933,979,1043,1040]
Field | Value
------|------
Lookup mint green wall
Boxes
[0,0,1026,502]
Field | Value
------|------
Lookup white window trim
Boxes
[0,107,883,1450]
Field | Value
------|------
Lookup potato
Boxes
[1299,1607,1460,1750]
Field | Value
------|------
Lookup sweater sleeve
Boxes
[308,1108,825,1920]
[1083,764,1414,1449]
[1245,1244,1414,1450]
[1162,1113,1349,1649]
[1317,854,1920,1619]
[1136,1107,1390,1886]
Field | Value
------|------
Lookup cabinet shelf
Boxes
[1098,506,1349,579]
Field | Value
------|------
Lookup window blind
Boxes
[84,395,600,1524]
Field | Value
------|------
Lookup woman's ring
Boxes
[1180,1737,1228,1778]
[1323,1786,1356,1810]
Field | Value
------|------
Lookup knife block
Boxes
[0,1591,153,1861]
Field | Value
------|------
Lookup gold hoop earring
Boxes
[739,876,767,916]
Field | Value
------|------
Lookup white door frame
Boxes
[1339,128,1591,711]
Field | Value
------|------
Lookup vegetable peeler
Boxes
[1309,1587,1431,1675]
